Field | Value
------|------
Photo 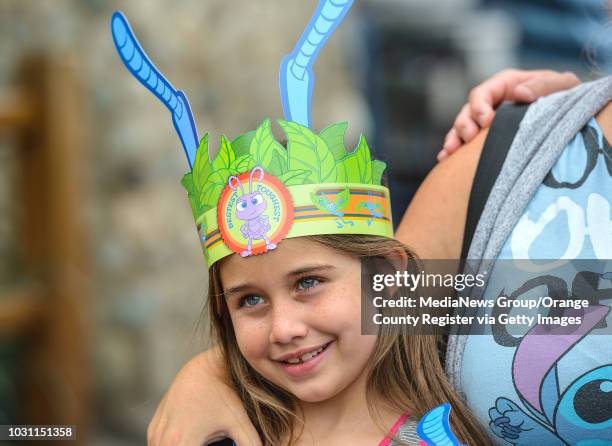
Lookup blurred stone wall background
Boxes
[0,0,367,442]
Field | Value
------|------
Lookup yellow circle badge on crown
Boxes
[218,167,294,258]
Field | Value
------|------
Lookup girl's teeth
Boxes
[301,351,316,361]
[300,346,325,362]
[283,344,328,365]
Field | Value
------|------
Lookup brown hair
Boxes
[208,234,491,445]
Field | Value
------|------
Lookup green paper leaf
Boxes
[336,187,351,212]
[201,168,231,207]
[212,135,235,171]
[279,169,310,186]
[231,130,255,158]
[372,160,386,185]
[193,134,212,192]
[181,172,201,219]
[207,168,232,187]
[320,121,348,161]
[186,195,199,219]
[230,154,255,174]
[335,162,347,182]
[181,172,195,195]
[267,150,288,177]
[338,135,372,183]
[201,183,225,209]
[278,119,336,183]
[250,119,287,175]
[200,204,213,214]
[353,135,373,183]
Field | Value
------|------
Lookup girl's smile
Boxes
[220,237,377,403]
[275,340,334,379]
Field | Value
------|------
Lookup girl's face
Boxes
[220,237,377,403]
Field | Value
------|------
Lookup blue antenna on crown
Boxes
[111,11,199,168]
[279,0,354,128]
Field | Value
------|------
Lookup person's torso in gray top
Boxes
[446,76,612,445]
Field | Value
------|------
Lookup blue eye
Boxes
[251,194,263,205]
[297,277,320,291]
[238,201,248,210]
[241,295,264,308]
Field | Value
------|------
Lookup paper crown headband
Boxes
[111,2,393,267]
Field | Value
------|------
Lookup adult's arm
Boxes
[395,129,487,258]
[147,346,262,446]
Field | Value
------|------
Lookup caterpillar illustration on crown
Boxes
[228,166,276,257]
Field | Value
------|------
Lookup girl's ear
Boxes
[380,248,410,299]
[384,248,409,273]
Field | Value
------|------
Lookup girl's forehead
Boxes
[220,238,355,281]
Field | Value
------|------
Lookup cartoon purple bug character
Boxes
[228,167,278,257]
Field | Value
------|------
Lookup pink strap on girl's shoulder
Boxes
[377,413,410,446]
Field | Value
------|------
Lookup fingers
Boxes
[466,68,535,124]
[465,69,580,121]
[511,71,580,103]
[438,70,523,160]
[439,128,462,161]
[436,69,581,161]
[453,104,481,143]
[439,104,479,160]
[467,74,513,126]
[436,125,480,161]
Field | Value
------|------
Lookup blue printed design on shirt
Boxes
[461,118,612,445]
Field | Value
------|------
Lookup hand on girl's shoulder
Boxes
[396,128,488,260]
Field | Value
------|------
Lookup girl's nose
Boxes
[268,302,308,345]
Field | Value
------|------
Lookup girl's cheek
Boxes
[320,283,362,320]
[311,298,360,338]
[234,319,269,358]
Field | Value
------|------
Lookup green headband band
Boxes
[182,118,393,267]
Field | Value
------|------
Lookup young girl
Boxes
[111,6,578,446]
[208,233,488,445]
